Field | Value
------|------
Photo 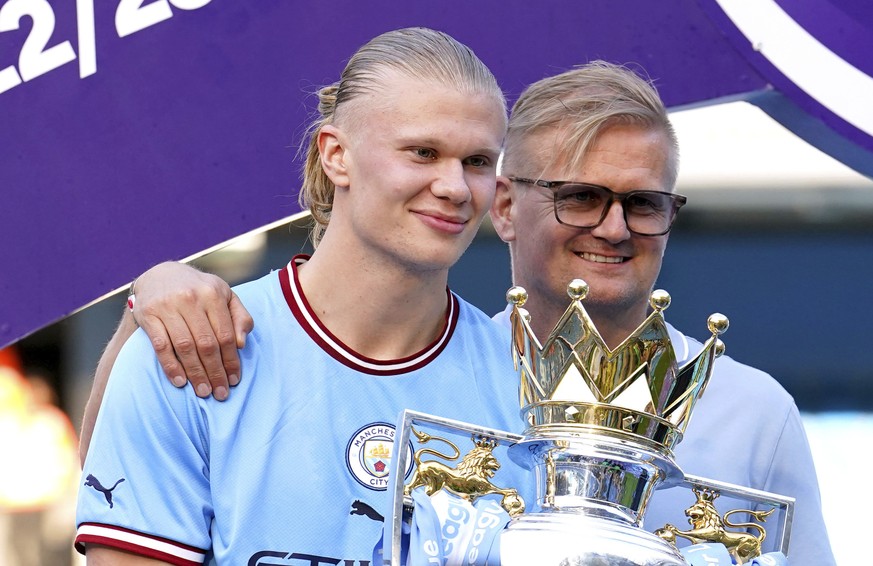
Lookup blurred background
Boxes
[3,100,871,564]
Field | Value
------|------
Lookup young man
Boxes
[76,28,528,565]
[81,63,836,565]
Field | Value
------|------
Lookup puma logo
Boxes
[84,474,126,508]
[349,499,383,522]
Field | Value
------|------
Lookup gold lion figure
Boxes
[654,488,775,564]
[403,428,525,517]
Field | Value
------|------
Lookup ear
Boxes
[318,124,351,189]
[490,176,518,243]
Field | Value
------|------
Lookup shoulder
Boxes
[671,323,802,469]
[230,269,295,343]
[671,324,810,482]
[110,328,172,395]
[490,304,512,329]
[445,293,514,376]
[671,324,794,408]
[232,269,282,311]
[99,329,209,434]
[453,293,510,348]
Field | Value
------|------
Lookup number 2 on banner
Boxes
[116,0,211,38]
[0,0,76,94]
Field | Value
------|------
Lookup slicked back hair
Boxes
[300,27,506,247]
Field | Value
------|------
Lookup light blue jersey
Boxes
[77,258,526,565]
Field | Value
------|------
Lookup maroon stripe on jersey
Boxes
[278,255,458,375]
[75,523,206,565]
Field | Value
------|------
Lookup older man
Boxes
[489,62,834,565]
[81,62,835,565]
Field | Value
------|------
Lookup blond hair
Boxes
[300,27,505,247]
[503,61,679,188]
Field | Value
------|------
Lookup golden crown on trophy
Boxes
[507,279,728,452]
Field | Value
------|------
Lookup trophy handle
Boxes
[665,473,795,559]
[383,410,523,566]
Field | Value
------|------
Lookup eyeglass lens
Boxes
[553,184,677,235]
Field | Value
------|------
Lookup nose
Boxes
[431,160,472,204]
[590,201,631,243]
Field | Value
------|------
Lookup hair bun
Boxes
[317,83,340,117]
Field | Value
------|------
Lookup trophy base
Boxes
[500,511,687,566]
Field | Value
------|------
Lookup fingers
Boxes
[202,295,245,396]
[186,305,230,400]
[139,295,215,396]
[133,262,242,401]
[229,292,254,349]
[136,313,189,388]
[168,288,229,400]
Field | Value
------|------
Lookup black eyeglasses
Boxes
[509,177,687,236]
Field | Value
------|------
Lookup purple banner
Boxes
[2,0,871,347]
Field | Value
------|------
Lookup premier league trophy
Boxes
[384,280,793,566]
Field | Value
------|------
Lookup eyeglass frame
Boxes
[508,176,687,236]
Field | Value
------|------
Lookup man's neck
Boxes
[296,241,451,360]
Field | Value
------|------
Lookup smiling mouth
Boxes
[578,252,626,264]
[413,211,469,235]
[429,209,468,223]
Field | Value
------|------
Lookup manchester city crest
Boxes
[346,423,413,491]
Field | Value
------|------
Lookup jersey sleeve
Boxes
[75,329,213,565]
